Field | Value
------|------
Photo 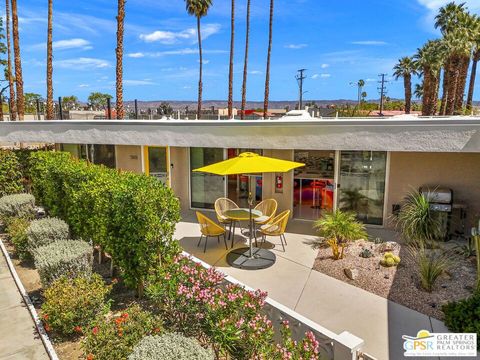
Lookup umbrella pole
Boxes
[248,191,253,258]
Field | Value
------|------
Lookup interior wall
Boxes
[387,152,480,229]
[169,147,190,211]
[262,149,294,215]
[115,145,142,173]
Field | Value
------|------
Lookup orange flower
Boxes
[43,314,49,320]
[115,318,123,325]
[92,327,99,335]
[117,330,123,337]
[153,327,161,333]
[44,324,51,332]
[121,313,129,319]
[74,326,83,333]
[86,353,94,360]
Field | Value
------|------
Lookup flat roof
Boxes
[1,117,480,152]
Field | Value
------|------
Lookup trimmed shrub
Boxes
[82,304,162,360]
[28,151,181,294]
[0,193,35,223]
[443,292,480,349]
[41,274,111,336]
[128,334,214,360]
[33,240,93,287]
[26,217,69,250]
[0,150,23,197]
[6,217,31,261]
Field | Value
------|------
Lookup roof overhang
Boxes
[1,117,480,153]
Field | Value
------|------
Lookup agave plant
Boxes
[394,189,443,245]
[313,210,368,260]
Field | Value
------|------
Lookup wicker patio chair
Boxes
[196,211,228,253]
[259,210,291,252]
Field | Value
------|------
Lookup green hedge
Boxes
[28,151,181,292]
[0,150,24,197]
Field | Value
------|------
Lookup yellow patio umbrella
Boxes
[193,152,305,270]
[193,152,304,175]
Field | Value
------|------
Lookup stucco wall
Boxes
[262,149,294,215]
[115,145,142,173]
[387,152,480,229]
[170,147,190,211]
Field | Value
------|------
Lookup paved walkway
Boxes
[0,249,49,360]
[176,218,478,360]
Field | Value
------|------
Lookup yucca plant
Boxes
[407,244,451,292]
[313,210,368,260]
[394,189,443,245]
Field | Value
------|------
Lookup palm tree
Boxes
[11,0,24,120]
[466,17,480,113]
[240,0,251,120]
[393,57,417,114]
[46,0,54,120]
[116,0,126,119]
[227,0,234,119]
[263,0,274,119]
[185,0,212,119]
[414,82,423,100]
[5,0,15,121]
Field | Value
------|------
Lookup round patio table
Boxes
[224,208,276,270]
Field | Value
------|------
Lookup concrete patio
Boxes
[176,213,472,360]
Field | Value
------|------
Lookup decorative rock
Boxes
[384,274,390,279]
[344,268,359,280]
[35,206,46,218]
[378,241,398,253]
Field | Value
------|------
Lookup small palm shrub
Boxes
[0,193,35,223]
[82,304,162,360]
[0,150,24,197]
[313,210,368,260]
[128,334,214,360]
[407,244,451,292]
[395,189,443,244]
[6,217,31,261]
[442,291,480,349]
[41,274,111,336]
[26,217,69,251]
[33,240,93,287]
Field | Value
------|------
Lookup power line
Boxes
[296,69,307,110]
[378,74,388,116]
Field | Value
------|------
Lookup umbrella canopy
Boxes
[193,152,304,175]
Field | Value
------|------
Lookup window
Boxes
[92,145,116,168]
[190,147,225,209]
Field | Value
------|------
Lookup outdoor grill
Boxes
[419,187,453,240]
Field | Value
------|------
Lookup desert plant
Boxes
[443,291,480,349]
[82,304,162,360]
[359,248,374,258]
[26,217,69,251]
[0,150,23,196]
[380,252,401,267]
[394,189,443,244]
[6,217,30,260]
[407,244,451,292]
[0,193,35,223]
[128,333,214,360]
[33,240,93,287]
[313,210,368,260]
[41,274,111,336]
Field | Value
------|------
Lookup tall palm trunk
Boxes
[454,55,469,114]
[432,69,441,115]
[46,0,54,120]
[11,0,24,120]
[422,69,434,116]
[5,0,16,121]
[466,50,479,114]
[445,56,460,115]
[440,64,449,115]
[263,0,274,119]
[196,16,203,119]
[227,0,234,119]
[116,0,125,119]
[404,74,412,114]
[240,0,251,120]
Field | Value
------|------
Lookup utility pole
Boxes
[296,69,307,110]
[378,73,388,116]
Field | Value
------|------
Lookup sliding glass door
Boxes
[337,151,387,225]
[190,147,225,209]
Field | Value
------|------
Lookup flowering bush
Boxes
[41,274,111,336]
[82,304,162,360]
[128,333,214,360]
[272,321,322,359]
[6,217,31,261]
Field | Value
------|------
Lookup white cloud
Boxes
[312,73,330,79]
[55,57,110,70]
[140,24,221,44]
[350,40,388,46]
[284,43,308,49]
[249,70,262,75]
[123,79,154,86]
[416,0,480,31]
[311,74,319,79]
[320,73,331,78]
[78,84,90,88]
[320,63,329,69]
[53,38,92,50]
[127,52,145,58]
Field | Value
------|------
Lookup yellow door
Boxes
[144,146,169,185]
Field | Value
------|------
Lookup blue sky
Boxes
[17,0,480,102]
